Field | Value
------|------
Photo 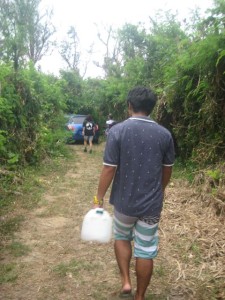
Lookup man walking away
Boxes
[93,86,175,300]
[82,115,95,153]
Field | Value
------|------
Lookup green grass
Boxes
[0,263,18,284]
[146,294,167,300]
[0,216,25,238]
[154,264,166,277]
[52,258,98,277]
[172,159,197,183]
[189,242,202,265]
[6,241,31,257]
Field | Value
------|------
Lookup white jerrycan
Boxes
[81,208,113,243]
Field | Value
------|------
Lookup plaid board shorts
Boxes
[113,210,159,259]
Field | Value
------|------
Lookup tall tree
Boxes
[59,69,83,113]
[0,0,55,70]
[59,26,81,74]
[25,0,55,64]
[95,24,122,78]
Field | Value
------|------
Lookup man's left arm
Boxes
[162,166,173,192]
[93,123,96,135]
[162,133,175,192]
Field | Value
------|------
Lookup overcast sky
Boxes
[39,0,213,77]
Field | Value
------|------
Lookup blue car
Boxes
[66,114,99,143]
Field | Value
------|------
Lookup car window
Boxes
[69,116,86,124]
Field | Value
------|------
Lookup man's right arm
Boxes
[95,165,117,207]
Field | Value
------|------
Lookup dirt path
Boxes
[0,143,224,300]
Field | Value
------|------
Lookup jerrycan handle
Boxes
[95,208,104,214]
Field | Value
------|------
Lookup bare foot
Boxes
[121,283,132,294]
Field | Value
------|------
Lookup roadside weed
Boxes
[0,216,25,238]
[154,264,166,277]
[0,263,18,284]
[6,241,31,257]
[52,258,97,277]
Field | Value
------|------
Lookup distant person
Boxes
[93,87,175,300]
[105,113,116,136]
[82,115,95,153]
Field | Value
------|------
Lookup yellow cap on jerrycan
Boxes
[81,208,113,243]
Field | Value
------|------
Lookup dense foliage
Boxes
[0,0,224,177]
[0,65,65,166]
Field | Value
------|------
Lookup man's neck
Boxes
[131,112,149,117]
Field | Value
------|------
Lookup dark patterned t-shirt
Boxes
[83,120,95,136]
[103,116,175,218]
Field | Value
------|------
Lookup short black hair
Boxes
[86,114,93,121]
[127,86,157,115]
